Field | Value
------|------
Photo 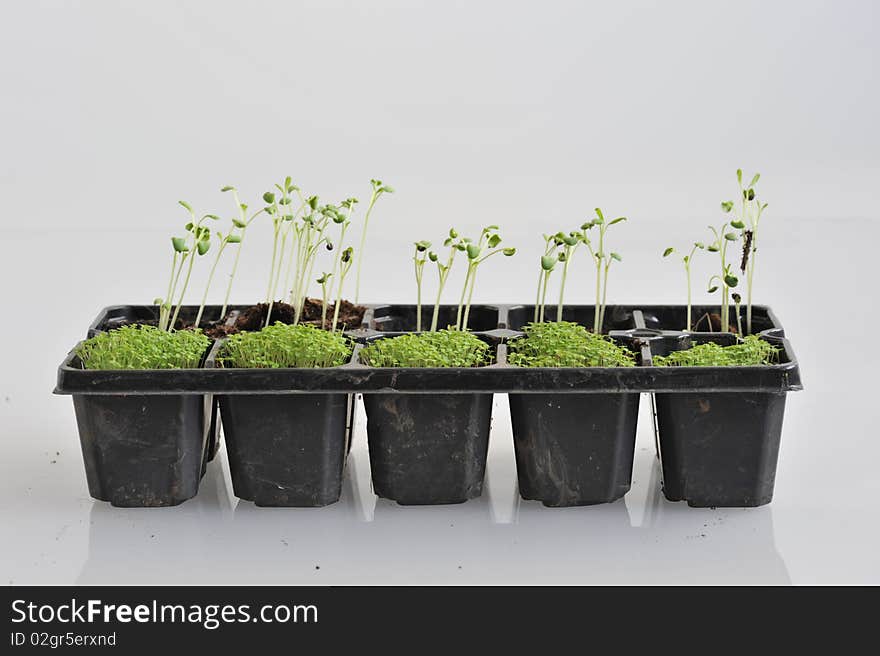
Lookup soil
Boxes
[101,298,366,339]
[231,298,366,334]
[693,312,738,334]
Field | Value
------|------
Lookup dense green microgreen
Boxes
[156,201,219,331]
[354,179,394,304]
[77,325,210,370]
[412,240,431,331]
[454,226,516,331]
[722,168,767,335]
[219,323,351,368]
[359,329,491,368]
[653,335,779,367]
[507,321,636,368]
[580,208,626,334]
[662,241,706,331]
[427,228,466,331]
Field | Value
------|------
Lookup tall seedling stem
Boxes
[663,241,706,331]
[413,240,431,330]
[581,208,626,333]
[354,179,393,304]
[455,226,516,331]
[428,229,464,331]
[218,185,265,321]
[722,169,767,335]
[331,248,354,332]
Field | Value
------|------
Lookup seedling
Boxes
[533,229,585,323]
[77,325,210,370]
[262,177,303,326]
[220,323,351,369]
[193,217,243,329]
[287,200,334,324]
[721,169,768,334]
[662,241,706,331]
[580,208,626,333]
[157,201,219,331]
[653,335,779,367]
[217,185,265,321]
[454,226,516,331]
[359,329,490,368]
[317,272,332,328]
[427,229,466,332]
[412,240,432,331]
[705,219,740,333]
[508,321,636,368]
[331,247,355,332]
[354,178,394,304]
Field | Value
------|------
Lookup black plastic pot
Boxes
[218,393,349,507]
[363,393,493,505]
[509,393,640,506]
[648,332,795,507]
[58,354,213,507]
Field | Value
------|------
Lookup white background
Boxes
[1,0,878,584]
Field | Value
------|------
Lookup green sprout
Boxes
[534,234,560,323]
[317,272,332,328]
[662,241,706,331]
[413,240,432,331]
[287,199,334,324]
[705,217,740,333]
[533,229,586,323]
[454,226,516,331]
[217,185,265,321]
[77,325,210,370]
[653,335,779,367]
[331,247,355,332]
[193,218,245,329]
[508,321,636,367]
[220,323,351,369]
[354,178,393,304]
[427,228,466,332]
[262,177,303,326]
[581,208,626,333]
[157,201,219,331]
[359,329,490,368]
[722,169,768,334]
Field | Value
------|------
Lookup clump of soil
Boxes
[100,298,366,338]
[693,312,738,333]
[231,298,366,334]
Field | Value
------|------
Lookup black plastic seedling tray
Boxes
[57,303,802,508]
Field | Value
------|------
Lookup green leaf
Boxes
[663,247,675,257]
[721,201,734,213]
[541,255,557,271]
[724,274,739,287]
[749,173,760,187]
[178,200,194,214]
[262,192,275,204]
[609,217,626,225]
[707,245,720,252]
[197,240,210,256]
[171,237,188,252]
[488,234,502,248]
[428,252,438,262]
[226,234,242,244]
[724,232,738,241]
[736,169,742,185]
[707,285,719,293]
[610,252,622,262]
[232,219,247,228]
[221,185,235,192]
[449,228,458,239]
[466,244,481,260]
[594,207,605,222]
[695,242,705,249]
[563,235,579,247]
[308,196,319,210]
[503,247,516,256]
[204,214,221,221]
[730,220,745,229]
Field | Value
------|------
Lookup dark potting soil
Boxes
[231,299,366,334]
